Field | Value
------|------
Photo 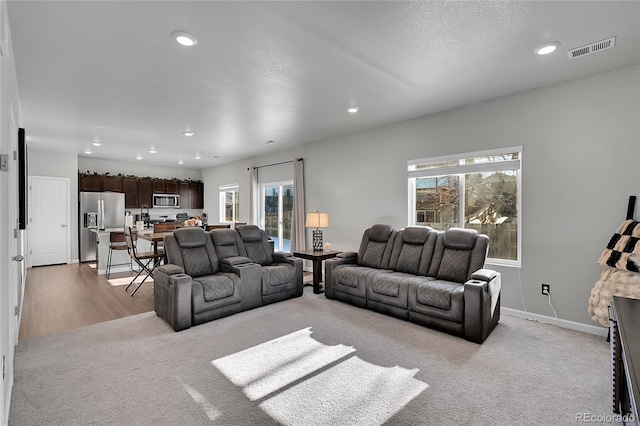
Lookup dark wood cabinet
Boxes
[78,172,202,209]
[165,180,179,194]
[138,179,153,208]
[190,182,204,209]
[179,183,191,209]
[152,179,165,193]
[102,175,122,192]
[79,174,103,191]
[122,178,138,208]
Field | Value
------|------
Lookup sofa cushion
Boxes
[402,227,431,245]
[261,264,296,295]
[408,280,465,323]
[195,275,235,302]
[211,229,242,259]
[417,280,457,309]
[369,224,394,242]
[175,227,208,248]
[182,247,215,277]
[443,228,477,250]
[437,249,471,283]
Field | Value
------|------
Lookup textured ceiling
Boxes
[7,1,640,168]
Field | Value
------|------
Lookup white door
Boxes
[30,176,69,266]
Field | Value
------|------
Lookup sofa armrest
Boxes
[220,256,253,266]
[337,251,358,260]
[273,251,293,262]
[154,266,193,332]
[324,254,358,299]
[463,270,501,343]
[274,256,304,297]
[157,264,184,276]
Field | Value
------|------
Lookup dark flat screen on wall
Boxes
[18,128,27,230]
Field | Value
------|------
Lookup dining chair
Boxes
[123,226,165,296]
[106,231,130,278]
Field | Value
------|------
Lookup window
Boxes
[260,181,293,252]
[219,184,239,223]
[408,147,521,266]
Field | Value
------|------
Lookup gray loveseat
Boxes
[154,225,303,331]
[325,224,501,343]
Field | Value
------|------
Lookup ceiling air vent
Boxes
[567,36,616,60]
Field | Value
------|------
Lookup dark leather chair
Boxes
[235,225,303,305]
[325,225,501,343]
[154,227,262,331]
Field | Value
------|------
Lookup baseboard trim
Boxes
[501,307,608,337]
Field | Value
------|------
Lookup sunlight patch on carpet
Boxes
[107,276,153,287]
[212,327,355,400]
[178,378,221,421]
[211,327,428,425]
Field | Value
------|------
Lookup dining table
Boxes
[138,231,173,254]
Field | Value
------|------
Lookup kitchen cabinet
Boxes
[138,179,153,208]
[78,172,202,209]
[165,180,179,194]
[152,179,165,193]
[190,182,204,209]
[179,182,190,208]
[103,175,122,192]
[79,174,103,191]
[122,178,138,208]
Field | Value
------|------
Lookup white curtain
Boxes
[248,167,258,225]
[290,158,305,252]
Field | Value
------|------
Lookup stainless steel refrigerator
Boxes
[79,192,125,262]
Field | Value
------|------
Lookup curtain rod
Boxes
[247,158,303,171]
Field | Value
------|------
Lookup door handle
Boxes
[12,255,24,262]
[61,224,66,228]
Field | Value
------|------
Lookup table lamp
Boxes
[305,211,329,251]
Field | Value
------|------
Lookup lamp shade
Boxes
[305,211,329,228]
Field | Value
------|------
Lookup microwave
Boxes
[153,194,180,208]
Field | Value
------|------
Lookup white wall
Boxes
[0,0,22,422]
[203,65,640,327]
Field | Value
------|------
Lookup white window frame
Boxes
[408,146,522,267]
[219,184,239,223]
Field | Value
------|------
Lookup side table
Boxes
[292,249,341,294]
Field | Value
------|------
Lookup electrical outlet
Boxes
[541,284,550,295]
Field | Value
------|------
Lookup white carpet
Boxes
[9,287,617,425]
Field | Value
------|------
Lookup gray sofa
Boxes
[324,224,501,343]
[154,225,303,331]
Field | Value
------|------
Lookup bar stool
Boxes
[106,231,129,278]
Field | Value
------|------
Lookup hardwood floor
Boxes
[19,263,154,341]
[20,263,313,341]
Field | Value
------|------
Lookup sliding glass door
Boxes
[260,181,293,252]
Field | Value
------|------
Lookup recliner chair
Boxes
[154,227,262,331]
[235,225,303,304]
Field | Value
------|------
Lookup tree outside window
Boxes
[409,148,521,266]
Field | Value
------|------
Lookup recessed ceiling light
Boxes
[136,154,143,160]
[92,140,101,146]
[213,156,220,159]
[262,140,277,145]
[348,107,359,113]
[84,148,92,154]
[535,41,561,55]
[183,131,195,137]
[178,159,184,165]
[172,31,197,47]
[194,153,202,160]
[149,147,157,154]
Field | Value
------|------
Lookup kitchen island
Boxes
[91,228,155,275]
